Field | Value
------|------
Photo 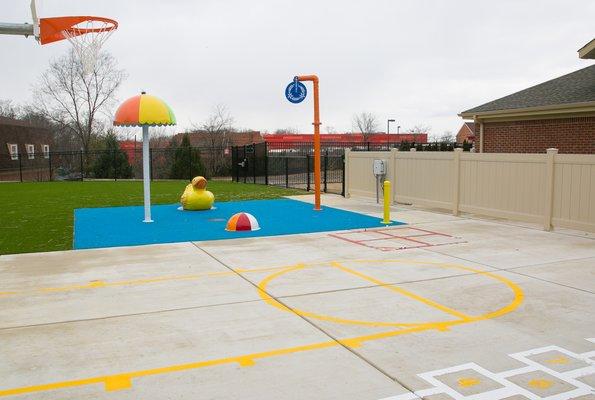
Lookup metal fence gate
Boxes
[232,142,345,195]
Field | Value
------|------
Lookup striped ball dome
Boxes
[226,212,260,232]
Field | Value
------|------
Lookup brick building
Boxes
[455,122,475,144]
[0,116,54,175]
[459,47,594,154]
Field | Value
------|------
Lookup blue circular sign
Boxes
[285,80,307,104]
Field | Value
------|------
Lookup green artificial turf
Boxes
[0,181,305,255]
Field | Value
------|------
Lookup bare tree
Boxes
[408,124,431,142]
[0,99,20,118]
[148,127,174,149]
[352,112,379,141]
[191,104,234,177]
[440,130,454,143]
[273,128,298,135]
[32,50,126,154]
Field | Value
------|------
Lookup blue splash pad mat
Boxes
[73,198,404,249]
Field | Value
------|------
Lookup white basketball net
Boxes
[62,20,116,75]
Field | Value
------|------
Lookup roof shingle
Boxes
[461,64,595,115]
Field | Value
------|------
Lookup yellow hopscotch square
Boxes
[527,350,590,373]
[507,371,577,397]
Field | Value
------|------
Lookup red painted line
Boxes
[406,227,453,237]
[327,234,363,246]
[394,236,432,246]
[328,227,465,253]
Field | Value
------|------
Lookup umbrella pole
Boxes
[142,125,153,223]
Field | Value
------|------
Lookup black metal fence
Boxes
[0,146,231,182]
[231,142,345,195]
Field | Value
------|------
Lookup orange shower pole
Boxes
[296,75,321,211]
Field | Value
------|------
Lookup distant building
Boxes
[459,41,595,154]
[118,140,139,163]
[455,122,475,144]
[263,133,428,149]
[173,131,263,148]
[0,116,53,174]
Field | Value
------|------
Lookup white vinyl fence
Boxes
[344,148,595,232]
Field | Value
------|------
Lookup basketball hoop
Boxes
[39,16,118,75]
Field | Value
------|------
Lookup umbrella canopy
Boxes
[113,92,176,127]
[112,91,175,223]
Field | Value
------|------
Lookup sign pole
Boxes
[297,75,321,211]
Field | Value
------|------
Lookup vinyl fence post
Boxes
[323,149,328,193]
[343,149,351,198]
[48,152,52,181]
[452,148,462,216]
[18,153,23,182]
[306,154,311,191]
[285,157,289,188]
[543,148,558,231]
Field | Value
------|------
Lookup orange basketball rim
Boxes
[39,16,118,45]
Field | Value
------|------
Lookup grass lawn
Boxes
[0,181,305,255]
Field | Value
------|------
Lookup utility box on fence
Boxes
[373,159,387,203]
[373,159,386,176]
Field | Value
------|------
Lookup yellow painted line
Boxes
[0,320,486,397]
[329,261,472,321]
[0,339,339,397]
[0,259,525,397]
[0,264,298,298]
[256,259,525,329]
[256,264,452,328]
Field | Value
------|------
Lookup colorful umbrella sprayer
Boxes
[113,92,176,222]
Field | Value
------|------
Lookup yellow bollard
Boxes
[382,180,391,224]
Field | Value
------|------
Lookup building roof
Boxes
[0,116,50,130]
[460,64,595,117]
[579,38,595,59]
[463,122,475,132]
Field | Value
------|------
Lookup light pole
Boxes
[387,119,395,150]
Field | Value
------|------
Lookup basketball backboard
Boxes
[0,0,117,74]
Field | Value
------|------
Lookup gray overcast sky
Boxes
[1,0,594,138]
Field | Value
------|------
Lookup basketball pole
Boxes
[142,125,153,223]
[297,75,321,211]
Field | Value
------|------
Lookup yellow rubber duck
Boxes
[180,176,215,211]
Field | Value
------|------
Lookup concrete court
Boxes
[0,195,594,399]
